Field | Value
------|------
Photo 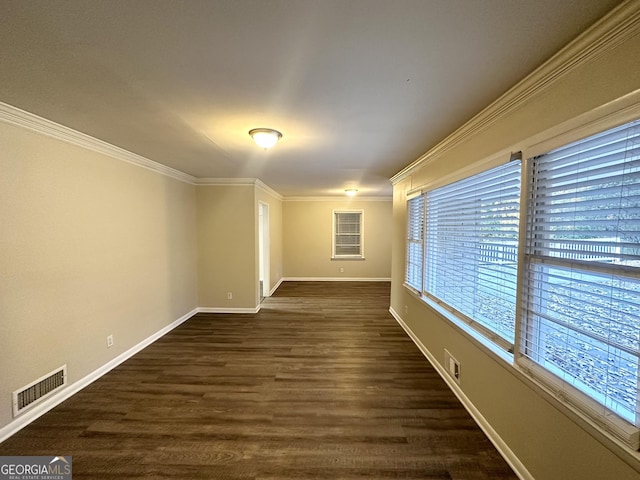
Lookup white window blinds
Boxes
[424,161,521,348]
[405,196,424,292]
[522,119,640,431]
[334,211,363,257]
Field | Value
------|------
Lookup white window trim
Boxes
[332,209,364,259]
[402,91,640,453]
[410,159,521,353]
[516,119,640,450]
[404,193,424,294]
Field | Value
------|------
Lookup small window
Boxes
[405,195,424,292]
[333,210,363,258]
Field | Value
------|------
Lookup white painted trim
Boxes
[256,179,283,201]
[406,88,640,197]
[0,103,380,200]
[391,0,640,185]
[0,308,198,444]
[284,196,391,202]
[0,101,196,184]
[195,177,258,186]
[332,209,365,260]
[522,88,640,159]
[196,178,283,200]
[198,306,260,314]
[389,307,534,480]
[269,277,284,296]
[407,147,516,197]
[283,277,391,282]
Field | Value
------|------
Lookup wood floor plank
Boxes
[0,281,517,479]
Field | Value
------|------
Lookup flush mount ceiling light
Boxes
[345,189,358,197]
[249,128,282,149]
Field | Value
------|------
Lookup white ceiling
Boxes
[0,0,622,197]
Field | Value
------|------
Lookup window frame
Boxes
[517,118,640,448]
[403,105,640,451]
[332,209,364,259]
[404,194,424,293]
[406,160,522,353]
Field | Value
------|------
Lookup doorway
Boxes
[258,202,270,302]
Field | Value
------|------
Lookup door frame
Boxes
[258,201,270,299]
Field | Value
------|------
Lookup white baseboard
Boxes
[198,306,260,314]
[282,277,391,282]
[389,307,534,480]
[268,278,284,296]
[0,308,198,444]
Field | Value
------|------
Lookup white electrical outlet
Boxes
[227,292,233,300]
[106,335,114,348]
[340,267,344,273]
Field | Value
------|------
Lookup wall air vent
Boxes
[12,365,67,417]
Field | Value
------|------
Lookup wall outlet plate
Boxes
[444,349,460,384]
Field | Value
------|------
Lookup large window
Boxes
[333,210,363,258]
[521,119,640,429]
[406,161,521,350]
[404,117,640,446]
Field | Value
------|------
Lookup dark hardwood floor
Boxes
[0,282,518,479]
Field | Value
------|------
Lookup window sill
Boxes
[403,284,513,365]
[401,282,640,467]
[331,256,366,261]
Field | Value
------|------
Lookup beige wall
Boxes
[390,16,640,480]
[283,199,391,279]
[0,121,198,430]
[196,184,257,309]
[0,125,284,436]
[3,8,635,477]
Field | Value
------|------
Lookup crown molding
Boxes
[195,178,284,200]
[284,196,392,202]
[195,177,258,186]
[0,106,379,201]
[0,101,196,184]
[390,0,640,185]
[255,179,284,201]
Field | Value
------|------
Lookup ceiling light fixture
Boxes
[249,128,282,149]
[345,189,358,197]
